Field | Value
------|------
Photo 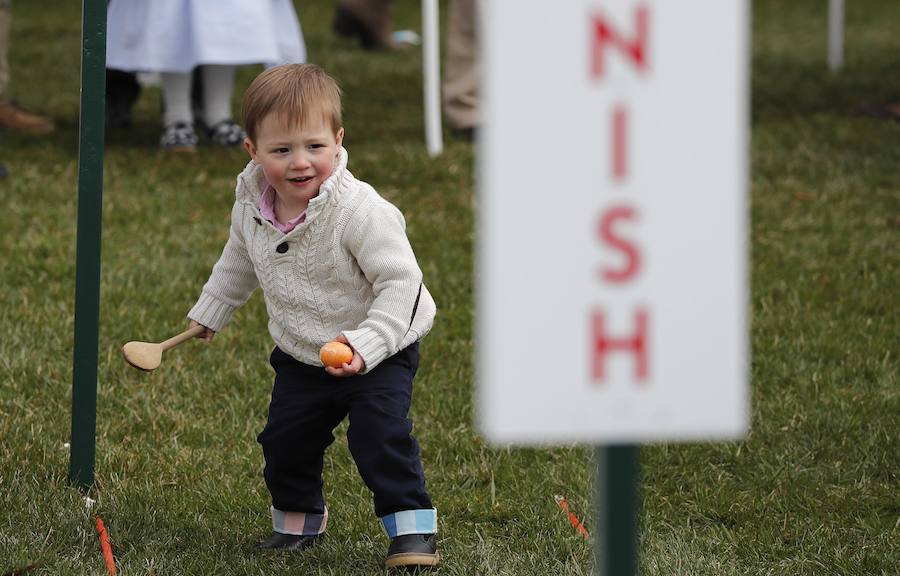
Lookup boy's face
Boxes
[244,113,344,207]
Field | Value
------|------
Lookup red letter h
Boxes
[591,308,649,384]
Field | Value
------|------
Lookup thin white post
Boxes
[828,0,844,71]
[423,0,443,156]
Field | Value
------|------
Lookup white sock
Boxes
[201,65,237,127]
[161,72,193,126]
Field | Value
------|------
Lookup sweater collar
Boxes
[313,146,350,205]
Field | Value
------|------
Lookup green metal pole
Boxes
[69,0,106,490]
[595,445,640,576]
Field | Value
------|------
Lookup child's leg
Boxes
[160,72,193,126]
[257,347,346,535]
[200,65,244,146]
[200,64,235,128]
[159,71,197,150]
[345,343,437,537]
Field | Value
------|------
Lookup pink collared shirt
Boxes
[258,185,306,233]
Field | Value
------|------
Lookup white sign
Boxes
[478,0,749,443]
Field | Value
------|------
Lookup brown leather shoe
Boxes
[0,100,55,135]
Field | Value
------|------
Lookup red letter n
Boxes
[591,308,649,384]
[590,6,650,79]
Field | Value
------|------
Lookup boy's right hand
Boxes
[189,319,216,342]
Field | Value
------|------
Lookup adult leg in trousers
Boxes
[443,0,479,139]
[106,69,140,129]
[0,0,54,135]
[334,0,395,50]
[0,0,10,107]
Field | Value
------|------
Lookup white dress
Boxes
[106,0,306,72]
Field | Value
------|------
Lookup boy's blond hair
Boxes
[241,64,343,143]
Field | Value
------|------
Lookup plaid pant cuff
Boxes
[380,508,437,538]
[271,506,328,535]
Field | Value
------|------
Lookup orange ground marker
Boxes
[554,495,590,539]
[95,517,116,576]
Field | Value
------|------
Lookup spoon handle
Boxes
[160,324,206,350]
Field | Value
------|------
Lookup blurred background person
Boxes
[334,0,394,50]
[106,0,306,151]
[334,0,419,51]
[442,0,478,140]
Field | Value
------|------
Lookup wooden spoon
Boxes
[122,325,206,372]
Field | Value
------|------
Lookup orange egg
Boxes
[320,341,353,368]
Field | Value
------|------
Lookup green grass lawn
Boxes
[1,0,897,574]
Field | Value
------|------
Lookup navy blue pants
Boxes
[257,343,433,518]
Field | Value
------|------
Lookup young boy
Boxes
[186,64,439,568]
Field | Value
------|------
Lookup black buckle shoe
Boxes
[159,122,198,152]
[256,531,322,551]
[385,533,440,568]
[205,119,246,147]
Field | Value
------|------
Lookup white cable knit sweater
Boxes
[188,148,436,373]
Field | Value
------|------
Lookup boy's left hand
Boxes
[324,334,365,377]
